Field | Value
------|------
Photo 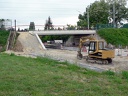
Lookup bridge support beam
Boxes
[35,33,47,50]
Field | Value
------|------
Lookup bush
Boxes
[41,35,70,42]
[0,30,9,51]
[97,28,128,47]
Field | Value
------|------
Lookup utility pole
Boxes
[14,20,16,31]
[87,6,90,30]
[113,1,116,28]
[11,19,12,30]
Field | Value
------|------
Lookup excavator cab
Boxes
[88,41,97,53]
[88,40,104,54]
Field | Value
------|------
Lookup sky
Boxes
[0,0,98,28]
[0,0,128,29]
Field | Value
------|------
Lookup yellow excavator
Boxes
[77,36,115,64]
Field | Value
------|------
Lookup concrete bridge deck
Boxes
[29,30,96,35]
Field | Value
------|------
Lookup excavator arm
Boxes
[77,36,96,59]
[79,36,96,48]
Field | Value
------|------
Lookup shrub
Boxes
[0,30,9,51]
[97,28,128,47]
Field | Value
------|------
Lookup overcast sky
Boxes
[0,0,128,28]
[0,0,99,26]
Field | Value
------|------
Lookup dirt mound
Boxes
[13,39,23,52]
[14,32,43,53]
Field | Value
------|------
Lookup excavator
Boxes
[77,35,115,64]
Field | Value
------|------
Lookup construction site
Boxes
[5,31,128,72]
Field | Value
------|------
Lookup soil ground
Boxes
[5,32,128,72]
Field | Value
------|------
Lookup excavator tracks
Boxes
[85,56,112,64]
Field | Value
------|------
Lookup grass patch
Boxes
[102,70,115,76]
[122,71,128,80]
[0,53,128,96]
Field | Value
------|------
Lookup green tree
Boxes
[106,0,128,27]
[0,19,6,30]
[77,0,128,29]
[89,0,109,27]
[77,14,88,29]
[66,24,76,30]
[77,0,109,29]
[29,22,35,31]
[1,25,5,30]
[106,0,127,5]
[44,16,54,30]
[41,35,70,43]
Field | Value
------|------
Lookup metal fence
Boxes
[122,24,128,28]
[96,24,114,30]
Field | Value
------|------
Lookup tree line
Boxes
[77,0,128,29]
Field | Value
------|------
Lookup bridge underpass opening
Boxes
[38,34,95,50]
